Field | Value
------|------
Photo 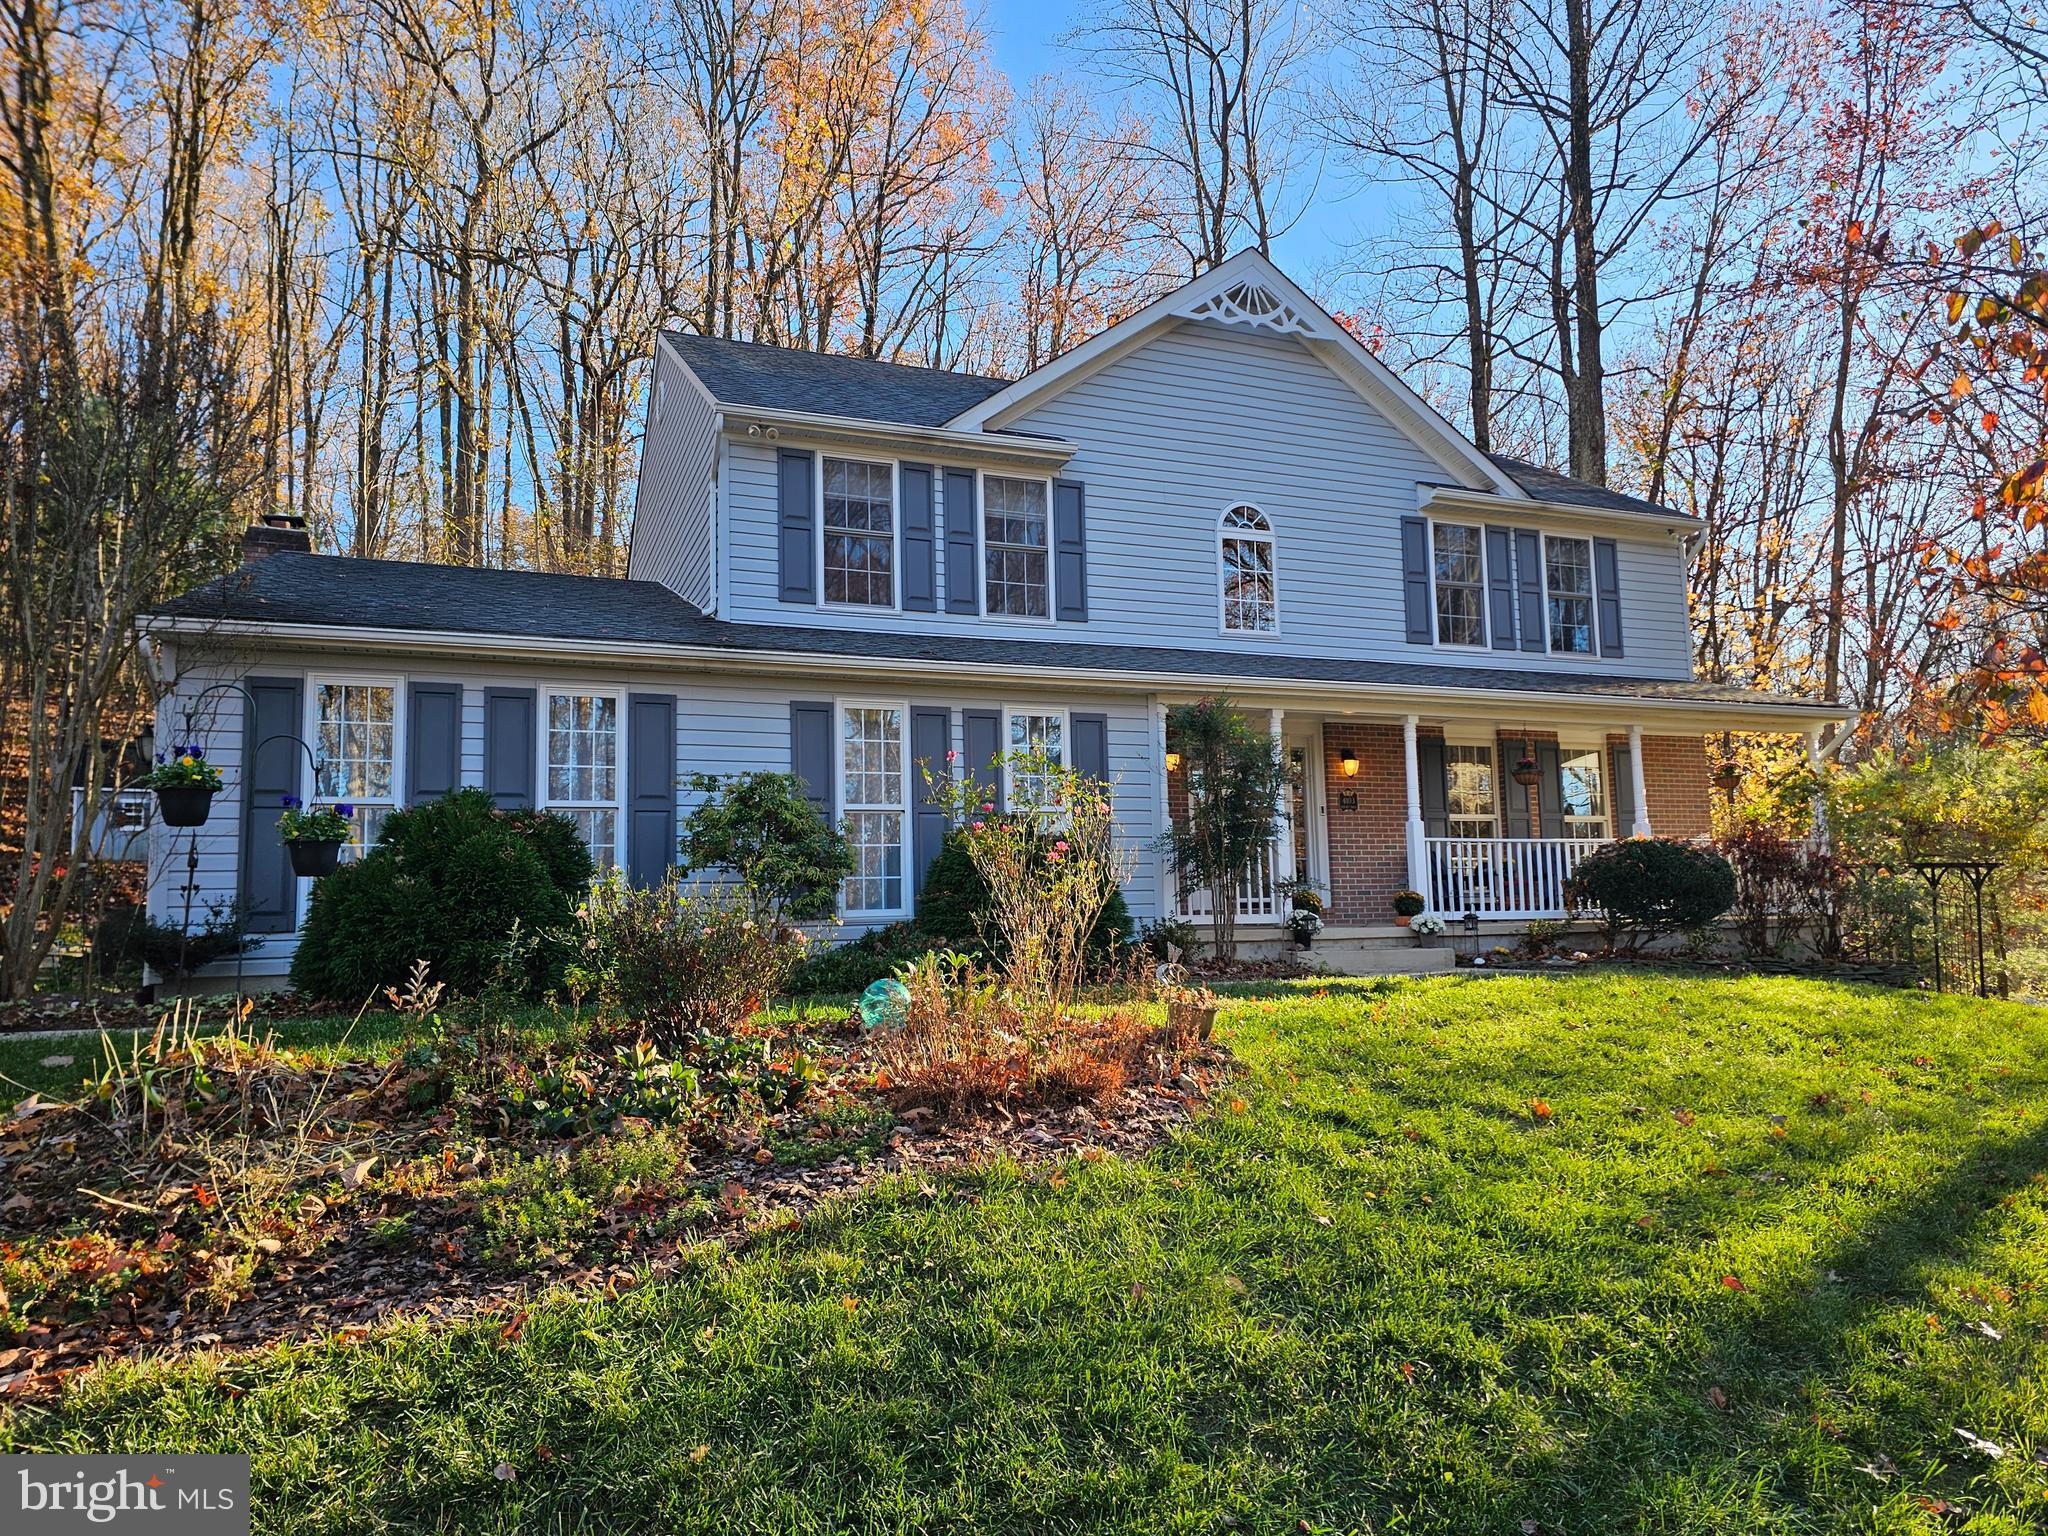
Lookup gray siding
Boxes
[628,344,718,612]
[716,320,1694,678]
[149,649,1162,979]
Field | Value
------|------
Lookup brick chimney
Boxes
[243,511,312,563]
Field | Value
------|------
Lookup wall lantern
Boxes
[1462,911,1480,935]
[1340,749,1359,778]
[1165,751,1182,772]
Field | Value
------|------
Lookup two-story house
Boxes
[143,251,1844,983]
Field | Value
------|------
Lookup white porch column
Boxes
[1402,714,1428,898]
[1627,723,1652,837]
[1269,708,1292,893]
[1806,725,1829,851]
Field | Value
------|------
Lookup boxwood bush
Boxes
[1565,836,1737,951]
[289,788,592,1001]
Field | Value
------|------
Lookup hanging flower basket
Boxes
[287,838,342,878]
[1511,756,1542,788]
[278,796,354,878]
[139,746,224,827]
[153,785,216,828]
[1712,763,1741,793]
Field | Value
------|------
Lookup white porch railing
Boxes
[1176,837,1287,923]
[1425,835,1609,920]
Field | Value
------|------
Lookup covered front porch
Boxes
[1159,700,1829,931]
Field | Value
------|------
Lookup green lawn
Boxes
[7,972,2048,1534]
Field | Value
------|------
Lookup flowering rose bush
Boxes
[923,749,1131,1013]
[138,746,223,791]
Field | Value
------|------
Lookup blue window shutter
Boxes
[909,706,950,895]
[777,449,816,604]
[240,676,303,934]
[1593,538,1625,656]
[1514,529,1545,653]
[790,701,834,817]
[483,688,536,809]
[900,462,937,612]
[1536,740,1564,837]
[406,682,461,805]
[1399,515,1431,644]
[1071,712,1109,782]
[1501,735,1533,839]
[1484,526,1516,650]
[1609,741,1635,834]
[1054,479,1088,621]
[942,468,978,614]
[961,707,1002,813]
[1417,736,1449,837]
[627,693,676,887]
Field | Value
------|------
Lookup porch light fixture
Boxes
[1340,749,1359,777]
[1165,751,1182,772]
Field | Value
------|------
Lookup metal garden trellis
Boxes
[1889,858,2002,998]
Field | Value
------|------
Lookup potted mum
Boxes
[277,795,354,877]
[139,745,223,827]
[1391,888,1425,928]
[1411,913,1448,947]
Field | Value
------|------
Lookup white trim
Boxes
[976,469,1057,624]
[302,670,405,846]
[1217,503,1280,637]
[946,250,1521,498]
[1424,515,1490,651]
[999,705,1071,813]
[539,683,628,874]
[717,406,1075,467]
[149,615,1854,733]
[1421,482,1697,538]
[835,697,913,921]
[816,452,902,614]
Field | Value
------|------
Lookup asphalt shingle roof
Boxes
[154,553,1824,714]
[662,333,1009,427]
[1486,454,1685,521]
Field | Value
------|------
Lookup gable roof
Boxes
[151,552,1835,724]
[662,332,1009,428]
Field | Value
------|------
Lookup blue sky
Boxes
[979,0,1370,286]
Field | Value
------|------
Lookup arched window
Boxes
[1218,505,1277,633]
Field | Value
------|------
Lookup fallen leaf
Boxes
[1707,1385,1729,1411]
[1954,1426,2006,1459]
[342,1157,378,1189]
[1672,1108,1696,1127]
[493,1461,517,1482]
[1720,1275,1747,1292]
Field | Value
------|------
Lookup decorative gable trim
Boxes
[944,249,1523,499]
[1183,279,1319,338]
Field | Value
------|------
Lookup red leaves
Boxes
[1721,1275,1748,1292]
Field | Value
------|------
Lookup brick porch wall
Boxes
[1636,732,1714,838]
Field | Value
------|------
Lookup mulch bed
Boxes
[0,996,157,1038]
[0,1018,1230,1402]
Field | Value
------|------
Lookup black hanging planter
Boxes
[155,785,216,827]
[287,838,343,878]
[1511,758,1542,789]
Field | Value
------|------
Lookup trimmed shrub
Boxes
[289,788,591,1001]
[678,771,855,924]
[1565,837,1737,951]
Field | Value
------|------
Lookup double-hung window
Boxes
[1557,745,1609,838]
[1443,743,1497,838]
[1004,710,1066,813]
[840,703,907,916]
[983,475,1050,617]
[1433,522,1485,646]
[545,691,620,872]
[311,679,398,856]
[1545,535,1595,654]
[822,457,895,607]
[1219,506,1277,632]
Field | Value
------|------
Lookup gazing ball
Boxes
[858,978,911,1031]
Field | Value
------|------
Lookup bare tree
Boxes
[1078,0,1313,272]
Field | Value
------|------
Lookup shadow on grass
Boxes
[1529,1117,2048,1527]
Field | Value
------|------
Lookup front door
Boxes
[1286,726,1328,899]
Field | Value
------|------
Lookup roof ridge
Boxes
[661,331,1012,387]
